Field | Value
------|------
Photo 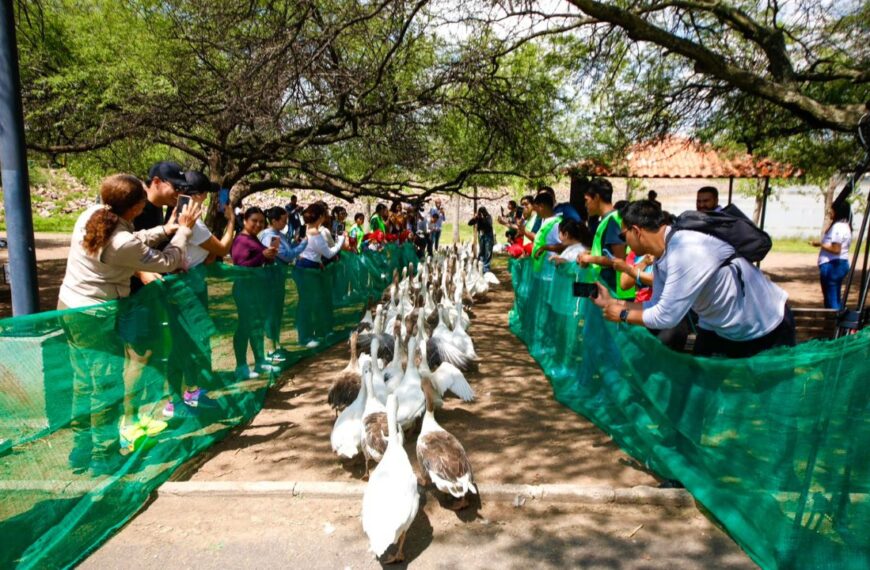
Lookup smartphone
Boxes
[218,187,230,209]
[270,236,280,248]
[176,194,192,214]
[572,282,599,299]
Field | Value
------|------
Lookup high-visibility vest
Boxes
[591,209,635,299]
[348,225,364,252]
[369,214,386,233]
[532,215,562,272]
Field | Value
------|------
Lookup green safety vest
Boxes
[348,225,364,252]
[532,215,562,272]
[369,214,386,233]
[591,209,635,299]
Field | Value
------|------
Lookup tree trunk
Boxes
[751,180,764,225]
[204,150,229,233]
[452,193,460,245]
[821,175,841,238]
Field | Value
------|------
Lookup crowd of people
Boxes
[494,178,858,360]
[57,162,443,473]
[54,161,853,474]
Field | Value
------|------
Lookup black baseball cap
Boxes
[182,171,219,195]
[147,161,188,190]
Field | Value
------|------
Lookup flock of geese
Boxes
[327,245,499,563]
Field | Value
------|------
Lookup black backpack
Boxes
[669,204,772,262]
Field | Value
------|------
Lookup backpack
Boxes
[669,204,772,262]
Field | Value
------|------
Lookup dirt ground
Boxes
[82,496,755,569]
[185,265,658,487]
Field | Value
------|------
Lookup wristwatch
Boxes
[619,308,630,323]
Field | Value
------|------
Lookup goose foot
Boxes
[382,531,407,564]
[447,494,469,511]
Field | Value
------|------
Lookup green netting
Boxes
[508,256,870,569]
[0,242,417,569]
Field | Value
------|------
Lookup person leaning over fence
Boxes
[577,178,634,300]
[230,207,282,380]
[260,206,308,363]
[593,200,796,358]
[294,202,346,348]
[811,200,853,310]
[58,174,199,473]
[549,219,591,266]
[162,171,235,418]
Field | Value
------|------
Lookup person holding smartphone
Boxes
[260,206,308,361]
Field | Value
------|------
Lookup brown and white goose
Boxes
[416,373,477,510]
[327,331,361,416]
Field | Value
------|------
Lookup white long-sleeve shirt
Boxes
[299,226,345,263]
[642,227,788,341]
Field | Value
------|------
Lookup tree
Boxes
[16,0,571,220]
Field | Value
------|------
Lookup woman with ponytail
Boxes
[59,173,200,308]
[58,174,200,473]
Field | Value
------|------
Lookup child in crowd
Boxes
[348,213,366,252]
[549,219,591,265]
[260,206,308,362]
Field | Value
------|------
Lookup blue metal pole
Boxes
[0,0,39,315]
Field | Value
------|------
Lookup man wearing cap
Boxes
[130,161,191,290]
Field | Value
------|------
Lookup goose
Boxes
[382,321,406,391]
[449,301,477,360]
[362,394,419,564]
[358,305,395,361]
[328,331,362,416]
[369,338,389,403]
[419,336,474,404]
[395,336,426,431]
[361,359,403,478]
[417,373,477,510]
[417,305,473,372]
[330,368,366,459]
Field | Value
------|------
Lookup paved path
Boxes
[82,495,755,569]
[76,262,757,567]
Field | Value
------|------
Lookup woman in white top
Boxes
[812,201,853,310]
[164,171,236,415]
[294,202,346,347]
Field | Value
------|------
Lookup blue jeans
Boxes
[819,259,850,310]
[430,229,442,250]
[479,233,494,273]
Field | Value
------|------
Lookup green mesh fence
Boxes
[0,242,418,569]
[508,256,870,569]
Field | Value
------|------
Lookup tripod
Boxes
[834,112,870,338]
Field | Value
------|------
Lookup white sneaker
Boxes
[255,362,281,374]
[305,340,320,349]
[235,365,260,380]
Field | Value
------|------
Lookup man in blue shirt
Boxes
[428,198,446,250]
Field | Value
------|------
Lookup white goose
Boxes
[417,373,477,510]
[395,336,426,431]
[362,394,419,564]
[419,335,474,404]
[330,367,366,459]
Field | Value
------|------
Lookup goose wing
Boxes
[433,363,474,401]
[417,431,476,497]
[427,338,473,372]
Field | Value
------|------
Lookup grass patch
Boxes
[771,237,818,254]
